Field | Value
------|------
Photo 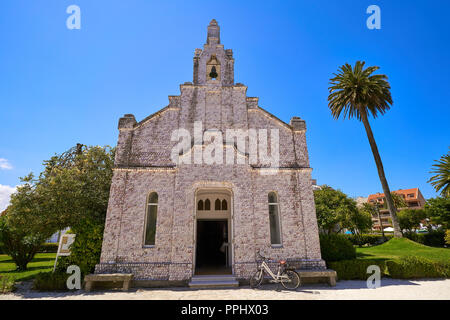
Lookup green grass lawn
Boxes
[0,253,57,282]
[356,238,450,263]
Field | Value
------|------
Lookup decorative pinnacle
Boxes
[207,19,220,44]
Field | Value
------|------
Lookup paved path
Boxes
[1,279,449,300]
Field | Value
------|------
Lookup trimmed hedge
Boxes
[329,257,450,280]
[328,259,387,280]
[33,272,69,291]
[386,256,450,279]
[344,234,393,247]
[404,229,446,247]
[319,234,356,262]
[39,243,59,253]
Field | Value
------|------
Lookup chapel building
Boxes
[96,20,325,284]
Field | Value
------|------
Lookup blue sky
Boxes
[0,0,449,210]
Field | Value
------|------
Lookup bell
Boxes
[209,66,218,79]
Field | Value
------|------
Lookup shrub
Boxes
[319,233,356,262]
[423,229,446,247]
[33,272,69,291]
[39,243,58,253]
[328,259,387,280]
[405,229,446,247]
[0,275,15,294]
[386,256,450,279]
[404,232,425,244]
[344,234,392,246]
[445,229,450,245]
[54,255,72,274]
[55,217,104,276]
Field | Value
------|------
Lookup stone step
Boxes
[191,275,237,282]
[189,275,239,288]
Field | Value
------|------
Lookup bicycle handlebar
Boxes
[257,252,274,261]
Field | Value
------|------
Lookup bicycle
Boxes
[249,252,301,290]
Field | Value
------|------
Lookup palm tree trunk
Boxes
[375,204,385,239]
[360,111,402,238]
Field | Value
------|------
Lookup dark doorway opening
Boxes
[195,220,231,275]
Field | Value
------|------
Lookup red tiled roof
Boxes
[367,188,420,201]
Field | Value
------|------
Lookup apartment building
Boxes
[367,188,426,231]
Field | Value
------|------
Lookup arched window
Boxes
[268,192,281,245]
[197,200,204,211]
[205,199,211,211]
[215,199,221,211]
[221,199,228,210]
[144,192,158,246]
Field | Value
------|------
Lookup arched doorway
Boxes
[194,188,232,275]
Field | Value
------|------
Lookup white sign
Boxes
[57,233,76,256]
[53,233,76,271]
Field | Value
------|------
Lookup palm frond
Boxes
[428,150,450,197]
[328,60,393,121]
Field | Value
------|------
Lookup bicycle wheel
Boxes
[250,270,264,288]
[281,270,300,290]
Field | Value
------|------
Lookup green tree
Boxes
[328,61,402,238]
[391,193,407,209]
[346,208,373,235]
[1,144,114,272]
[37,144,114,230]
[398,209,427,234]
[0,175,53,270]
[425,197,450,229]
[37,144,115,274]
[375,192,407,210]
[352,204,374,234]
[428,149,450,198]
[314,186,359,234]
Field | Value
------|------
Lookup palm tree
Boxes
[428,149,450,197]
[328,61,402,238]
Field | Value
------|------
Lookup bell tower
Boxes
[193,19,235,86]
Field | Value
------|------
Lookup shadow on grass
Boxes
[0,257,55,265]
[1,267,54,282]
[28,258,55,264]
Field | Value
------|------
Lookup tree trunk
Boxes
[360,112,402,238]
[376,204,385,239]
